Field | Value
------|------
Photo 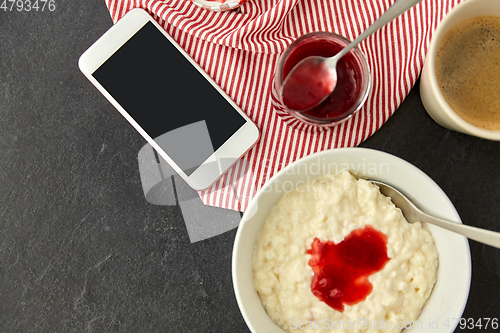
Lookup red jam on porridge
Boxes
[253,170,438,333]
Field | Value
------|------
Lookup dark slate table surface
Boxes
[1,1,499,332]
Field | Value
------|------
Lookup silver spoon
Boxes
[281,0,424,112]
[370,180,500,249]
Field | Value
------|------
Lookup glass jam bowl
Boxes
[273,32,371,129]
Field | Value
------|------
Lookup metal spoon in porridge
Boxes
[281,0,424,112]
[370,180,500,249]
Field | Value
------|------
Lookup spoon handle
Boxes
[418,211,500,249]
[333,0,424,61]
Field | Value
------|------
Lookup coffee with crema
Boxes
[435,16,500,130]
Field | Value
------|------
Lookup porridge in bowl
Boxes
[252,170,438,332]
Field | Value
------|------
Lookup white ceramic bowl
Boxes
[232,148,471,333]
[189,0,246,12]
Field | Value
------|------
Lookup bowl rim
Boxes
[232,147,472,333]
[189,0,243,12]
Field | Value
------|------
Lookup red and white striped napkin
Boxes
[105,0,461,212]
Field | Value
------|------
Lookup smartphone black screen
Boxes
[92,21,246,176]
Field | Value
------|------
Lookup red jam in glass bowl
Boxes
[274,32,371,127]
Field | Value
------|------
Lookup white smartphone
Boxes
[79,8,259,191]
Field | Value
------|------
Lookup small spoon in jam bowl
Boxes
[371,180,500,249]
[281,0,424,112]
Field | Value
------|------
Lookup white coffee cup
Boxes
[420,0,500,141]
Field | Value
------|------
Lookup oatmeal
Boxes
[252,170,438,333]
